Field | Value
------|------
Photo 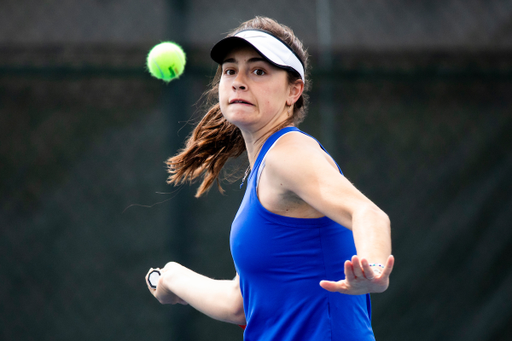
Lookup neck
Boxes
[241,132,266,168]
[241,123,294,168]
[238,106,294,168]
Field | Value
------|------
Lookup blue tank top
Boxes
[230,127,375,341]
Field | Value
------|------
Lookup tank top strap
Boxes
[298,130,343,174]
[245,127,297,188]
[247,127,343,188]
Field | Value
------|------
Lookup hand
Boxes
[319,255,394,295]
[145,262,188,305]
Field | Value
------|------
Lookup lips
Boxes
[229,99,253,105]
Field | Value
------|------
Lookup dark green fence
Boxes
[1,1,512,340]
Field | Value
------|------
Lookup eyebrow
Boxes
[222,57,268,65]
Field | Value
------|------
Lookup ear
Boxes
[286,79,304,106]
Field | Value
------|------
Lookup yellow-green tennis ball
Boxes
[146,42,186,82]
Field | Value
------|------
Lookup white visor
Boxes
[210,29,305,82]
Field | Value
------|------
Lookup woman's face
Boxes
[218,46,301,134]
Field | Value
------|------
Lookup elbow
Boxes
[377,208,391,229]
[222,296,245,325]
[229,286,246,325]
[230,304,246,325]
[222,281,246,325]
[356,204,391,230]
[375,207,391,233]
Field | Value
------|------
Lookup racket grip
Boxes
[148,269,161,289]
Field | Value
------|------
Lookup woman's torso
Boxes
[230,127,375,341]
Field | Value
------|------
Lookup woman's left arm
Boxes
[266,133,394,295]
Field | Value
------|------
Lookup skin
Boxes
[146,45,394,324]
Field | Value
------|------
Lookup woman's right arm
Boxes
[146,262,246,325]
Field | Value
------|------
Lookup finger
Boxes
[320,280,350,294]
[344,260,356,281]
[146,268,160,291]
[319,280,339,292]
[147,269,162,290]
[351,256,364,278]
[381,255,395,278]
[360,259,375,280]
[145,268,153,287]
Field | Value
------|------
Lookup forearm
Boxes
[161,262,245,325]
[351,205,392,264]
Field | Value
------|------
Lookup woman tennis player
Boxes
[146,16,394,340]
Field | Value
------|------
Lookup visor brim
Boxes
[210,30,305,81]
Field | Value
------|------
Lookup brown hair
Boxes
[165,16,310,197]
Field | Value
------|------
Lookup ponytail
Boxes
[165,103,246,197]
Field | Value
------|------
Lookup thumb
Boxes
[319,280,340,292]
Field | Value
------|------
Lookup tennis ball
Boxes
[146,42,186,82]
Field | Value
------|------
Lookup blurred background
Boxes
[1,0,511,340]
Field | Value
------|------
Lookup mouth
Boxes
[229,99,253,105]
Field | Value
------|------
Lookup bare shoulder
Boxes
[267,131,321,161]
[259,130,347,218]
[257,131,333,218]
[264,131,338,176]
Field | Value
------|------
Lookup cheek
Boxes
[218,80,227,97]
[218,82,229,110]
[265,86,286,108]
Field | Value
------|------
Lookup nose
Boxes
[233,83,246,91]
[232,73,247,91]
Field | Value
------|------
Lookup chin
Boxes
[223,110,256,126]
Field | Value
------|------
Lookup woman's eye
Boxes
[224,69,235,76]
[253,69,265,76]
